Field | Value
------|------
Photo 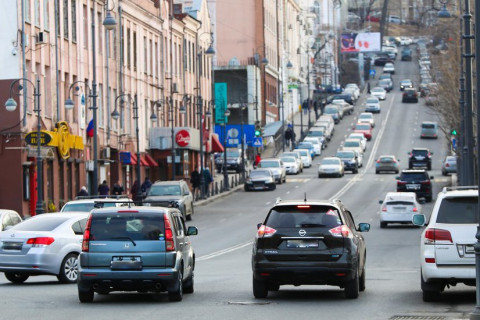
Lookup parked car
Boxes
[144,180,194,221]
[408,148,433,170]
[244,169,276,191]
[375,155,400,174]
[396,169,434,202]
[345,83,360,98]
[0,209,23,231]
[252,199,370,299]
[401,48,413,61]
[383,63,395,74]
[332,99,354,115]
[370,87,387,100]
[0,212,88,284]
[318,157,344,178]
[215,147,246,173]
[402,88,419,103]
[413,186,478,301]
[303,137,323,155]
[296,141,315,159]
[399,79,413,91]
[257,159,286,184]
[347,133,367,151]
[358,112,375,128]
[420,121,438,139]
[61,197,133,213]
[442,156,457,176]
[379,192,421,228]
[378,79,393,92]
[282,151,303,172]
[365,97,381,113]
[328,93,355,105]
[281,156,300,175]
[77,206,198,302]
[323,105,343,124]
[296,149,312,168]
[306,128,327,149]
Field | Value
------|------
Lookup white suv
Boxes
[413,186,478,301]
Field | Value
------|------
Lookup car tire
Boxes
[442,170,447,176]
[78,287,94,303]
[57,253,79,283]
[353,168,358,174]
[421,273,442,302]
[270,184,276,191]
[244,185,250,192]
[395,170,399,174]
[380,221,387,228]
[4,272,29,284]
[426,195,433,203]
[183,272,194,294]
[253,277,268,299]
[168,270,184,302]
[375,170,379,174]
[283,176,286,183]
[318,174,321,178]
[427,164,432,170]
[359,266,366,292]
[344,268,360,299]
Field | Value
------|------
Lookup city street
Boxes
[0,48,473,320]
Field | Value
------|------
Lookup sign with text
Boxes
[214,124,255,148]
[215,83,228,124]
[25,131,53,146]
[341,32,381,53]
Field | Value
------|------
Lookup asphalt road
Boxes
[0,48,474,320]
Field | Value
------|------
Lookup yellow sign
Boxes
[46,121,84,159]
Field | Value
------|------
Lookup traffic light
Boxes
[255,124,262,137]
[451,129,457,136]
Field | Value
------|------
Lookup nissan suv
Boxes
[413,186,478,301]
[77,205,198,302]
[396,169,434,202]
[144,180,194,221]
[408,148,433,170]
[252,199,370,299]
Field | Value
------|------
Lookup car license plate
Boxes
[465,245,475,254]
[111,256,142,270]
[2,242,23,250]
[393,206,406,212]
[406,184,420,190]
[286,240,319,248]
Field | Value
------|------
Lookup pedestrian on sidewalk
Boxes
[367,82,371,94]
[77,186,89,197]
[112,181,124,195]
[190,168,200,200]
[254,154,261,168]
[98,180,110,196]
[131,180,141,204]
[314,100,319,119]
[302,99,308,115]
[203,167,213,197]
[285,127,292,147]
[141,177,152,198]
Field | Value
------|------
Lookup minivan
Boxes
[420,121,438,139]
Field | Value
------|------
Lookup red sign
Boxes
[175,130,190,147]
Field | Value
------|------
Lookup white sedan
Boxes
[280,156,300,175]
[358,112,375,128]
[348,133,367,151]
[370,87,387,100]
[296,149,312,168]
[383,62,395,74]
[318,157,344,178]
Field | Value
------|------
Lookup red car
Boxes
[366,15,380,22]
[353,123,373,141]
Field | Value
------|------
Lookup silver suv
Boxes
[144,180,194,221]
[77,205,198,302]
[413,186,478,301]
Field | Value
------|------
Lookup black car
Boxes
[396,169,434,202]
[335,150,359,173]
[408,148,433,170]
[252,200,370,299]
[401,48,412,61]
[374,56,394,66]
[327,94,355,105]
[402,88,419,103]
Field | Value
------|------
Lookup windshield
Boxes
[281,157,296,163]
[147,185,181,196]
[421,123,436,129]
[283,153,298,159]
[322,159,340,165]
[359,114,372,119]
[412,150,428,156]
[305,139,319,145]
[308,131,324,137]
[298,142,313,149]
[226,150,240,157]
[355,124,371,130]
[298,150,308,156]
[324,107,338,113]
[336,151,355,158]
[372,88,384,93]
[250,170,270,178]
[259,161,279,168]
[366,98,378,104]
[379,79,390,85]
[344,141,360,147]
[379,157,395,163]
[401,80,412,85]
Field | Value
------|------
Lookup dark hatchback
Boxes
[402,88,419,103]
[252,200,370,299]
[408,148,433,170]
[396,169,434,202]
[327,94,355,105]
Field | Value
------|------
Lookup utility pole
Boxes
[379,0,389,38]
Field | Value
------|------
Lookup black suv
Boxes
[215,148,246,173]
[77,206,198,302]
[335,150,359,173]
[408,148,432,170]
[396,169,434,202]
[252,200,370,299]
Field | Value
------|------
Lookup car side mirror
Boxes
[357,223,370,232]
[187,226,198,236]
[379,200,383,204]
[257,223,262,229]
[430,176,434,180]
[395,176,400,180]
[412,214,426,226]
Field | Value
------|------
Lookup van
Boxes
[420,121,438,139]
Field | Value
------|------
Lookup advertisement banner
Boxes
[214,124,255,148]
[215,83,228,124]
[341,32,381,52]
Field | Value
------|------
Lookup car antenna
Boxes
[304,193,307,203]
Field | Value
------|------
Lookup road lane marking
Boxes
[197,241,253,261]
[265,201,271,205]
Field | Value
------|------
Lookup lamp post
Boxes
[111,94,140,187]
[223,108,230,191]
[262,56,269,126]
[239,102,247,182]
[5,78,44,214]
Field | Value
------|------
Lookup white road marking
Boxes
[197,242,253,261]
[265,201,271,205]
[286,191,290,194]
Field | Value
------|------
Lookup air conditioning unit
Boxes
[102,147,111,159]
[36,32,47,45]
[172,83,179,93]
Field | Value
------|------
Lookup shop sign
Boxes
[175,130,190,147]
[25,131,53,146]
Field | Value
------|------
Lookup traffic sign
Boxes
[452,138,457,150]
[369,69,376,76]
[253,137,263,147]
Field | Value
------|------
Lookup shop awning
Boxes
[143,154,159,167]
[211,134,224,153]
[140,156,149,166]
[130,153,138,165]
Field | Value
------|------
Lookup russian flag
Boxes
[86,119,94,137]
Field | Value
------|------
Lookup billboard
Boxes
[215,83,227,124]
[341,32,381,53]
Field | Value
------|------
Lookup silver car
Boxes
[258,159,287,184]
[442,156,457,176]
[318,157,344,178]
[0,210,23,231]
[0,212,88,283]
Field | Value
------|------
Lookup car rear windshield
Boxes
[226,150,240,157]
[260,161,279,168]
[62,202,117,212]
[386,201,414,206]
[380,157,394,162]
[421,123,436,129]
[336,151,355,158]
[400,173,428,181]
[344,141,360,147]
[11,216,74,231]
[322,159,340,165]
[412,150,428,156]
[355,124,370,130]
[148,185,181,196]
[298,150,308,156]
[366,98,378,104]
[265,205,343,228]
[436,197,478,224]
[308,131,324,137]
[90,212,166,241]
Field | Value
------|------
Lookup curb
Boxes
[193,184,244,207]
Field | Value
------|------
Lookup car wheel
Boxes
[344,267,360,299]
[183,271,194,294]
[57,253,79,283]
[442,170,447,176]
[359,266,366,292]
[375,170,379,174]
[186,206,193,221]
[353,168,358,174]
[395,170,399,174]
[244,185,249,192]
[426,195,433,203]
[78,287,94,303]
[427,164,432,170]
[253,277,268,298]
[318,174,321,178]
[380,221,387,228]
[421,273,443,302]
[168,269,184,302]
[270,184,276,191]
[4,272,29,284]
[283,176,286,183]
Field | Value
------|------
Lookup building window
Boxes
[149,39,153,76]
[44,66,52,118]
[112,88,117,131]
[127,27,131,68]
[83,5,87,47]
[25,0,31,23]
[154,41,158,78]
[97,12,102,54]
[63,0,69,39]
[71,0,77,42]
[133,31,137,70]
[34,0,40,27]
[43,0,50,30]
[98,84,104,127]
[144,36,147,74]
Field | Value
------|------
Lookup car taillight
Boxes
[329,225,353,239]
[376,160,381,163]
[82,215,93,252]
[397,181,406,185]
[424,228,453,244]
[257,225,277,238]
[381,205,387,212]
[164,215,175,251]
[26,237,55,247]
[413,207,418,212]
[420,180,431,185]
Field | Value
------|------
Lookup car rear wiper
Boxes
[109,237,137,246]
[299,223,326,228]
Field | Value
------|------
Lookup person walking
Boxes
[203,167,213,197]
[112,181,124,196]
[141,177,152,198]
[131,180,141,203]
[284,127,292,148]
[367,82,371,94]
[98,180,110,196]
[77,186,89,197]
[254,154,262,167]
[190,168,201,200]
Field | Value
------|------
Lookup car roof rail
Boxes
[75,194,130,200]
[92,200,135,209]
[275,197,282,205]
[442,186,478,193]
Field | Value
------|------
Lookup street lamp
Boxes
[223,108,231,191]
[239,102,247,182]
[5,78,44,214]
[111,94,141,188]
[262,56,269,127]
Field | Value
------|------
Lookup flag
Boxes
[86,119,94,137]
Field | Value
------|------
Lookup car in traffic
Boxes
[396,169,434,202]
[144,180,194,221]
[0,212,88,284]
[375,155,400,174]
[345,83,360,98]
[306,128,327,149]
[408,148,433,170]
[378,78,393,92]
[257,159,287,184]
[214,147,246,173]
[244,169,276,191]
[399,79,413,90]
[401,48,413,61]
[252,199,370,299]
[370,87,387,100]
[358,112,375,127]
[0,209,23,231]
[296,141,315,159]
[379,192,421,228]
[303,136,323,155]
[335,150,359,174]
[420,121,438,139]
[413,186,478,301]
[282,151,303,172]
[61,196,134,213]
[353,123,373,141]
[280,156,300,175]
[383,63,395,74]
[77,206,198,302]
[296,149,312,168]
[402,88,419,103]
[364,97,381,113]
[318,157,344,178]
[374,55,394,66]
[323,105,343,124]
[442,155,457,176]
[341,139,364,162]
[328,93,355,105]
[348,133,367,151]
